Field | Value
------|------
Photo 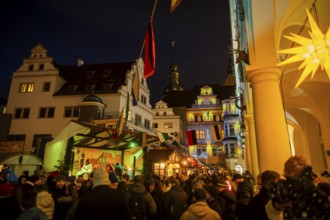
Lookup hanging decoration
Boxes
[277,8,330,87]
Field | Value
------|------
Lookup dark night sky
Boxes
[0,0,232,105]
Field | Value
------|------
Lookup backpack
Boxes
[128,191,147,220]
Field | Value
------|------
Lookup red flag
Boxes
[170,0,182,13]
[144,18,156,79]
[186,130,197,145]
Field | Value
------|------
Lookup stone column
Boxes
[246,67,291,173]
[245,113,260,176]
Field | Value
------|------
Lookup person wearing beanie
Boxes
[217,179,236,220]
[180,188,221,220]
[205,184,222,218]
[37,191,55,220]
[74,167,129,219]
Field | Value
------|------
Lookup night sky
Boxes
[0,0,231,105]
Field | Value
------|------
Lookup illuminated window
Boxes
[164,122,173,129]
[64,106,79,118]
[217,146,223,156]
[196,130,205,140]
[196,146,207,157]
[14,108,30,119]
[43,82,51,92]
[39,107,55,118]
[19,83,34,93]
[153,162,165,176]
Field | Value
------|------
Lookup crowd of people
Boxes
[0,155,329,220]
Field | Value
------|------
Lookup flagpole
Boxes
[138,0,158,59]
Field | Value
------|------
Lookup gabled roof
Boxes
[54,62,134,96]
[162,84,236,108]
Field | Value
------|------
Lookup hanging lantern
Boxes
[277,8,330,87]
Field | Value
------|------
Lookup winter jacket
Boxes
[218,189,236,220]
[165,184,188,220]
[16,207,48,220]
[37,191,55,220]
[179,200,221,220]
[74,185,129,220]
[129,182,157,219]
[248,187,270,220]
[207,198,222,218]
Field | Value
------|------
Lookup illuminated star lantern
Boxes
[277,8,330,87]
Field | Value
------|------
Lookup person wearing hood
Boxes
[128,175,157,220]
[165,177,188,220]
[37,190,55,220]
[180,188,221,220]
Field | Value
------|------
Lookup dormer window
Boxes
[86,71,95,79]
[85,84,95,93]
[102,70,111,78]
[67,85,78,93]
[103,83,113,92]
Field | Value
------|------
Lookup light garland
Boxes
[277,8,330,87]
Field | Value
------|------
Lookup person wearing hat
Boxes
[216,179,236,220]
[180,188,221,220]
[74,166,129,219]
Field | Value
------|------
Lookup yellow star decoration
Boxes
[277,8,330,87]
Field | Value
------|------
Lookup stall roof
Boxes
[72,120,159,151]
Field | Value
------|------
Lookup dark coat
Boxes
[129,182,157,219]
[0,196,22,220]
[248,187,270,220]
[218,189,236,220]
[74,185,129,220]
[164,184,188,220]
[149,190,166,220]
[207,198,222,217]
